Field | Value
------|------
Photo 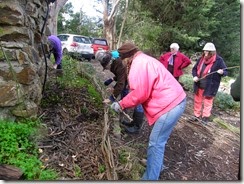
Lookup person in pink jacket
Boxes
[110,42,187,180]
[160,43,191,89]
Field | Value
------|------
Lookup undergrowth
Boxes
[180,74,240,111]
[0,119,58,180]
[213,118,240,135]
[57,56,102,106]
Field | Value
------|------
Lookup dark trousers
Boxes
[57,63,62,69]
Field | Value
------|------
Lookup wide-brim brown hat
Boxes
[118,42,139,60]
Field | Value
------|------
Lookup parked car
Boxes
[57,34,94,61]
[90,38,109,55]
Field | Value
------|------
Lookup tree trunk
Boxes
[117,0,129,48]
[48,0,68,35]
[103,0,121,50]
[0,164,23,180]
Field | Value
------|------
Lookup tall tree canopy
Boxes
[56,0,240,76]
[120,0,240,74]
[57,2,103,37]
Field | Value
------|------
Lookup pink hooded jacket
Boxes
[119,51,186,126]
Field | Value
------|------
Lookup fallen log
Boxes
[0,164,23,180]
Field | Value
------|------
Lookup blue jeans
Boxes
[141,98,186,180]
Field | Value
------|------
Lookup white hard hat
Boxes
[170,43,180,51]
[203,42,216,51]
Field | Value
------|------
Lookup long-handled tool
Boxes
[198,66,239,81]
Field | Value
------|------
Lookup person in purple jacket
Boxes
[48,35,62,69]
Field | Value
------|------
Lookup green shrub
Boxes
[57,57,103,106]
[0,119,58,180]
[214,92,240,111]
[179,74,194,92]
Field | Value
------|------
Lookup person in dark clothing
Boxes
[47,35,62,69]
[95,50,144,134]
[192,42,227,124]
[230,72,241,180]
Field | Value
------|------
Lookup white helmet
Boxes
[170,43,180,51]
[203,42,216,51]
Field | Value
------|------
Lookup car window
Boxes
[58,35,69,41]
[82,37,91,44]
[73,36,91,44]
[93,39,107,46]
[73,36,81,43]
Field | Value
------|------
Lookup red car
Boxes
[91,38,109,56]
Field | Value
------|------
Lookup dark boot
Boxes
[121,111,144,134]
[123,125,140,134]
[202,117,210,125]
[132,111,144,130]
[121,121,134,127]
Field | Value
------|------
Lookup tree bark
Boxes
[103,0,121,50]
[47,0,68,35]
[0,164,23,180]
[117,0,129,48]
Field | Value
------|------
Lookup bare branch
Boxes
[108,0,121,21]
[117,0,129,48]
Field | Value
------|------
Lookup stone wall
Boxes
[0,0,50,120]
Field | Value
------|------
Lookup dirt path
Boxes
[84,60,240,180]
[38,59,240,180]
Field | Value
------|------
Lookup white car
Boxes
[57,34,94,61]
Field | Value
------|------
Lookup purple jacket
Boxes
[48,35,62,65]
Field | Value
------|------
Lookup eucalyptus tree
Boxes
[48,0,68,35]
[57,2,74,33]
[102,0,121,49]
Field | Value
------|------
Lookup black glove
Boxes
[104,78,113,86]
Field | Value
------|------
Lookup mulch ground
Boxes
[37,60,240,181]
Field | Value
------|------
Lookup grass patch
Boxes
[213,118,240,135]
